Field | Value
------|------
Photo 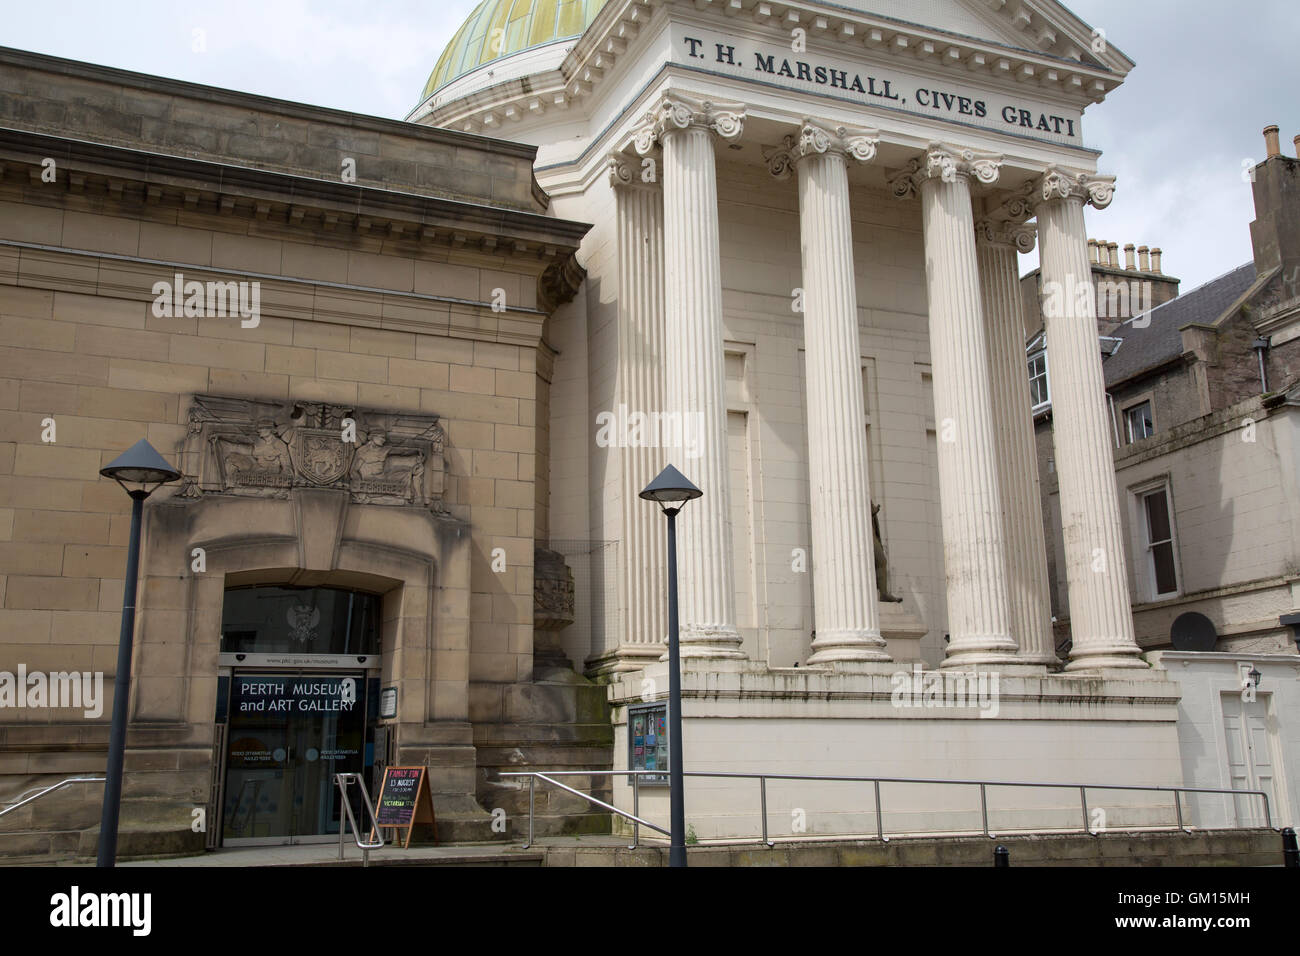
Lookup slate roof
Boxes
[1100,263,1257,387]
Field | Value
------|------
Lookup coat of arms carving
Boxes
[178,395,447,510]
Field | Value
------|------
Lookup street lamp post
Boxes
[640,463,702,869]
[96,439,181,868]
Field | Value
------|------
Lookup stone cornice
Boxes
[889,143,1003,198]
[763,119,880,179]
[0,127,591,259]
[631,91,745,154]
[1034,165,1116,210]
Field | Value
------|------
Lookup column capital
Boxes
[975,218,1037,253]
[889,143,1002,198]
[982,180,1039,223]
[631,91,745,155]
[1032,165,1116,210]
[763,119,880,179]
[606,152,660,191]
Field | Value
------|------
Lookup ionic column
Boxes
[633,92,746,660]
[607,154,668,670]
[1033,168,1144,670]
[891,146,1018,666]
[765,121,890,663]
[975,218,1056,665]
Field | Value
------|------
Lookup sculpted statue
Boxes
[351,430,426,501]
[872,501,903,603]
[211,420,293,478]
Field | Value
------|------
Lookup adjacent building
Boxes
[1030,125,1300,659]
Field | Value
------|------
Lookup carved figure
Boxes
[872,501,903,603]
[351,430,426,501]
[212,420,292,476]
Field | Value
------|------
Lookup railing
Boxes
[0,777,105,819]
[334,772,385,866]
[498,770,1274,849]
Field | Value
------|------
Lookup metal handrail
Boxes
[0,777,105,818]
[499,770,1274,848]
[515,772,668,848]
[334,772,384,865]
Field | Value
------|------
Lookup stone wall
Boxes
[0,48,600,853]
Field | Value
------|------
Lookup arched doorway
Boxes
[214,584,383,846]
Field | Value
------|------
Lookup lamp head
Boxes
[640,464,702,508]
[100,439,182,496]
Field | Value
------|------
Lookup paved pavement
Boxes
[118,835,631,866]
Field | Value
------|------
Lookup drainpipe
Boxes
[1106,391,1121,448]
[1253,337,1271,393]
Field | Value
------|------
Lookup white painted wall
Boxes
[1152,650,1300,829]
[609,662,1184,840]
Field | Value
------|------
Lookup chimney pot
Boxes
[1107,242,1119,268]
[1098,240,1110,266]
[1294,134,1300,159]
[1151,248,1162,274]
[1124,243,1137,270]
[1087,239,1098,264]
[1264,124,1281,158]
[1138,245,1150,271]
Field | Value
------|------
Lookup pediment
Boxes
[840,0,1128,70]
[846,0,1036,49]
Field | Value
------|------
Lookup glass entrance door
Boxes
[222,672,367,845]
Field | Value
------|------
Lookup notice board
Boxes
[372,765,436,848]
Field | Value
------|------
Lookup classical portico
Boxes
[592,85,1144,675]
[406,0,1184,841]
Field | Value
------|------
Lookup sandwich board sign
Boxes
[371,765,436,848]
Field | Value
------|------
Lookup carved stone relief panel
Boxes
[178,395,447,511]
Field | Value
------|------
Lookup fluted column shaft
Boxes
[612,165,668,661]
[636,93,746,659]
[788,139,888,663]
[907,149,1018,665]
[976,226,1056,664]
[1034,169,1143,669]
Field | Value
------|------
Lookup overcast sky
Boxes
[5,0,1296,291]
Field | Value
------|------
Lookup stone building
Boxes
[1030,125,1300,658]
[6,0,1293,856]
[0,47,608,857]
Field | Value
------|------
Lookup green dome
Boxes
[422,0,610,101]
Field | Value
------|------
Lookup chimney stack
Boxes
[1124,243,1136,270]
[1088,239,1098,263]
[1264,124,1281,158]
[1138,245,1150,271]
[1151,248,1162,274]
[1107,241,1119,268]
